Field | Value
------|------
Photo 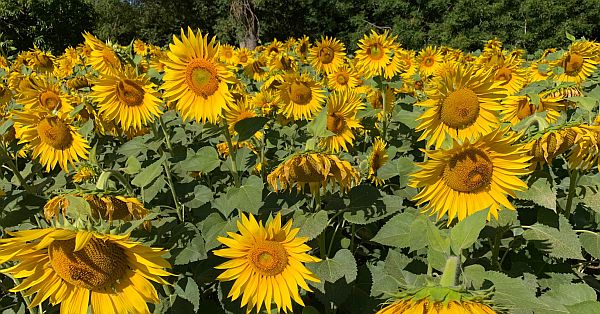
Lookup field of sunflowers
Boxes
[1,27,600,313]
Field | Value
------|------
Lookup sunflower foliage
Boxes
[1,29,600,314]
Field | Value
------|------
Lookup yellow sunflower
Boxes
[415,63,506,149]
[133,39,149,56]
[377,299,496,314]
[219,43,236,65]
[243,55,270,82]
[551,41,599,84]
[327,64,360,91]
[308,36,346,74]
[417,46,444,77]
[367,86,395,120]
[27,47,56,73]
[410,129,532,222]
[234,48,252,66]
[568,125,600,171]
[295,35,311,60]
[91,66,162,131]
[319,90,364,152]
[223,95,261,136]
[265,39,284,56]
[16,75,72,113]
[0,228,171,314]
[268,52,297,72]
[492,55,527,95]
[161,28,234,123]
[0,83,14,109]
[355,30,396,78]
[82,32,122,75]
[382,43,402,79]
[252,90,280,115]
[72,164,97,183]
[500,95,537,125]
[278,73,326,120]
[395,48,418,78]
[12,111,89,172]
[214,212,320,313]
[268,152,360,195]
[368,138,389,186]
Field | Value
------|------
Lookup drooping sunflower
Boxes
[0,227,171,314]
[308,36,346,74]
[0,83,14,109]
[319,90,364,152]
[551,41,599,84]
[162,28,235,123]
[12,111,89,172]
[268,152,360,195]
[492,55,527,95]
[368,138,389,186]
[415,63,506,149]
[410,129,532,222]
[417,46,444,77]
[367,86,396,120]
[377,298,496,314]
[215,213,320,313]
[72,164,97,183]
[277,73,326,120]
[568,125,600,171]
[355,30,396,78]
[82,32,122,75]
[16,75,72,113]
[91,66,162,131]
[243,55,270,82]
[528,127,579,167]
[500,95,537,125]
[327,64,360,91]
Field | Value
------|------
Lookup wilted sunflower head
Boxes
[528,127,579,165]
[267,152,360,195]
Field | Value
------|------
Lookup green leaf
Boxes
[180,147,220,173]
[307,106,335,138]
[462,264,486,289]
[64,195,92,219]
[131,155,166,188]
[579,233,600,259]
[569,96,598,112]
[523,215,584,260]
[174,278,200,312]
[426,219,450,254]
[224,176,264,214]
[174,233,207,265]
[234,117,269,142]
[292,210,329,240]
[566,31,576,41]
[371,212,428,251]
[376,157,416,186]
[123,155,141,175]
[449,209,488,254]
[394,109,423,129]
[566,301,600,314]
[485,271,547,311]
[199,213,237,251]
[516,178,556,211]
[308,249,357,292]
[541,283,597,308]
[343,187,404,225]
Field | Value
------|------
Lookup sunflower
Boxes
[0,227,170,314]
[243,55,270,82]
[500,95,537,125]
[72,164,97,183]
[278,73,326,120]
[382,43,403,79]
[410,129,531,222]
[268,152,360,195]
[327,64,360,91]
[568,125,600,171]
[309,37,346,74]
[16,76,72,113]
[12,111,89,172]
[319,90,364,152]
[492,55,527,95]
[252,90,280,115]
[27,47,56,73]
[133,39,149,56]
[234,48,252,66]
[223,95,260,136]
[214,213,320,313]
[415,63,506,149]
[219,43,236,65]
[161,28,235,123]
[91,66,162,131]
[355,30,396,78]
[377,299,496,314]
[367,86,396,119]
[395,48,418,78]
[368,138,389,186]
[82,32,122,75]
[551,41,599,84]
[268,52,297,72]
[265,39,284,56]
[295,35,311,60]
[0,83,13,109]
[417,46,444,77]
[528,127,578,166]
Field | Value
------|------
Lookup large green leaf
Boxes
[523,215,584,260]
[449,209,487,254]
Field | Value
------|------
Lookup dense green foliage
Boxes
[1,0,600,53]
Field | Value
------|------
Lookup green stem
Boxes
[491,227,505,270]
[158,116,175,156]
[440,256,460,287]
[0,142,32,194]
[350,223,356,253]
[222,123,241,188]
[314,189,322,212]
[318,231,327,259]
[163,159,183,222]
[380,80,388,141]
[565,169,579,219]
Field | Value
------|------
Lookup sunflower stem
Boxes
[380,79,388,141]
[158,116,175,156]
[440,256,460,287]
[223,122,241,188]
[491,227,505,271]
[565,169,579,219]
[0,142,33,194]
[163,158,183,222]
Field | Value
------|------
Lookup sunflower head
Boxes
[267,152,360,195]
[319,89,364,152]
[551,41,599,83]
[277,72,326,120]
[355,30,397,78]
[73,164,97,183]
[309,36,346,74]
[410,129,531,222]
[214,212,320,313]
[369,138,389,186]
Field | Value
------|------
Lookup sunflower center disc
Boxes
[440,88,480,129]
[238,55,248,63]
[336,73,348,85]
[186,59,220,98]
[289,81,312,105]
[39,90,61,111]
[249,240,288,276]
[318,47,335,64]
[367,43,384,60]
[495,67,512,82]
[444,148,493,193]
[423,57,434,67]
[224,50,233,59]
[116,79,145,107]
[327,113,346,134]
[49,237,128,291]
[36,117,74,150]
[563,53,584,75]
